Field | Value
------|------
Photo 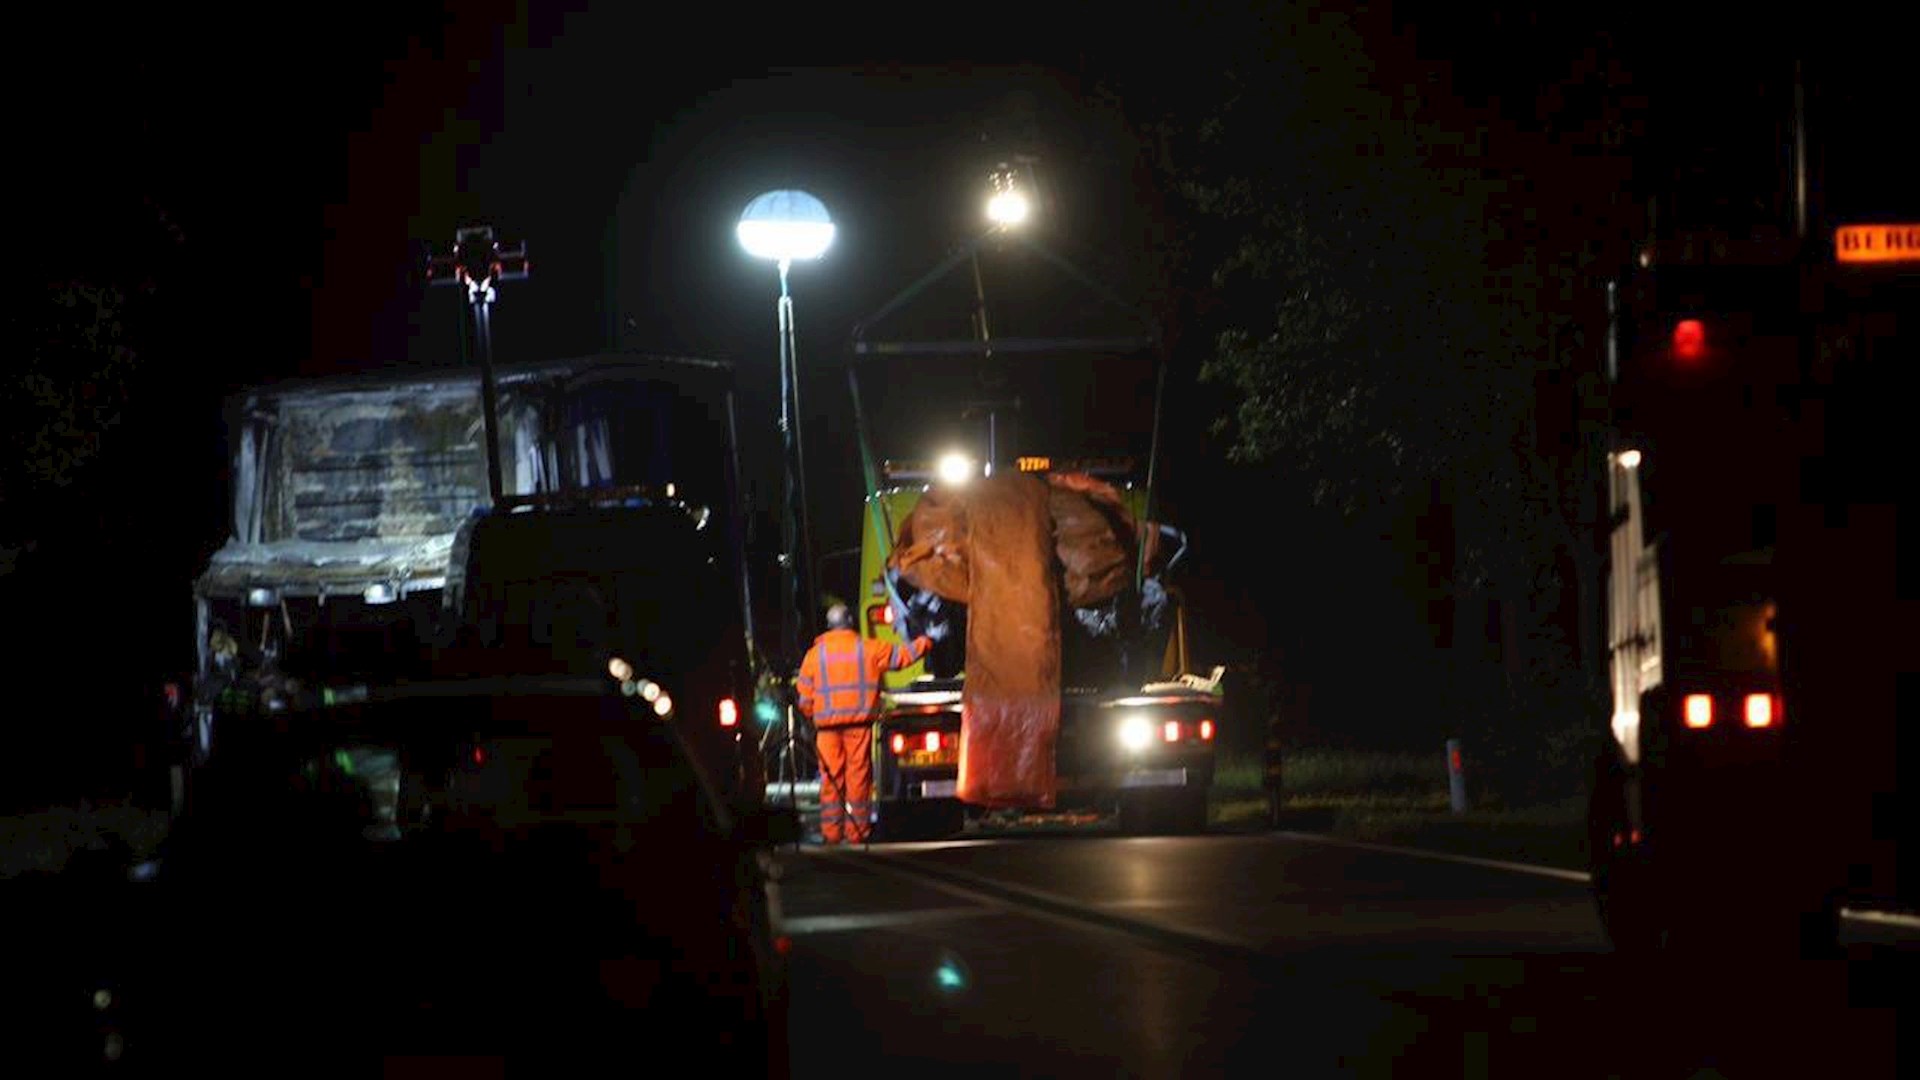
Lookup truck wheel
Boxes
[1167,790,1209,835]
[1593,862,1666,956]
[1587,765,1666,956]
[876,799,965,842]
[926,799,966,839]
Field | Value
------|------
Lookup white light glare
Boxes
[987,190,1030,226]
[737,190,835,262]
[653,694,674,717]
[737,220,834,261]
[1118,714,1153,751]
[1616,449,1642,469]
[1611,710,1641,765]
[937,453,976,486]
[608,657,634,683]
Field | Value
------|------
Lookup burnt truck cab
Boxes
[180,353,763,822]
[859,454,1221,839]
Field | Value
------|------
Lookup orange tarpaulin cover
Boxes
[889,471,1164,807]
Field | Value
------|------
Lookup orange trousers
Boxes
[815,723,873,844]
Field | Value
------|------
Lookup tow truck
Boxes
[859,453,1223,839]
[813,175,1223,839]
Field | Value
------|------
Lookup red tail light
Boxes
[1683,694,1714,729]
[867,603,894,628]
[1162,720,1181,743]
[471,745,487,766]
[1198,719,1214,741]
[923,731,940,753]
[891,734,906,754]
[719,698,739,728]
[1671,319,1707,363]
[1743,693,1779,728]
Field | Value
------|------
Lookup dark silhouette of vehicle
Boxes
[14,675,795,1075]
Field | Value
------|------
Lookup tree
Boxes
[1089,7,1645,767]
[4,196,188,561]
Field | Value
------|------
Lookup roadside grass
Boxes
[1209,749,1588,872]
[1323,798,1589,871]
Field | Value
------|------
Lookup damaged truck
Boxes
[170,352,762,823]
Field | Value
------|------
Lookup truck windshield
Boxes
[246,373,737,545]
[553,376,731,504]
[268,389,488,543]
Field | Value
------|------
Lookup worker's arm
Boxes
[793,647,820,717]
[886,635,934,670]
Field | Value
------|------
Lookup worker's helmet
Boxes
[825,602,853,630]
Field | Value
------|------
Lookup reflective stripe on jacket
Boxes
[795,629,932,727]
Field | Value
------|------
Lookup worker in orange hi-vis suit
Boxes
[795,602,936,844]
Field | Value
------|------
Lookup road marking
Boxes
[782,906,993,935]
[1274,832,1920,931]
[1838,907,1920,931]
[832,848,1270,961]
[1273,831,1594,884]
[855,839,1001,852]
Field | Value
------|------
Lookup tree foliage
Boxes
[5,189,189,559]
[1109,7,1639,595]
[1079,7,1658,759]
[6,284,138,503]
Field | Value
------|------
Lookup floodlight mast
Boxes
[737,190,835,824]
[776,255,819,669]
[848,155,1170,591]
[969,162,1038,475]
[426,224,529,507]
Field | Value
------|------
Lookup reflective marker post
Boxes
[1446,738,1468,814]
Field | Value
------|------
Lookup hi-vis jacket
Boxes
[795,628,933,728]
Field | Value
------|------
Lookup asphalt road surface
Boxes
[776,828,1914,1079]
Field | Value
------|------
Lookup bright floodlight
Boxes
[737,189,835,262]
[937,452,976,486]
[987,189,1030,227]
